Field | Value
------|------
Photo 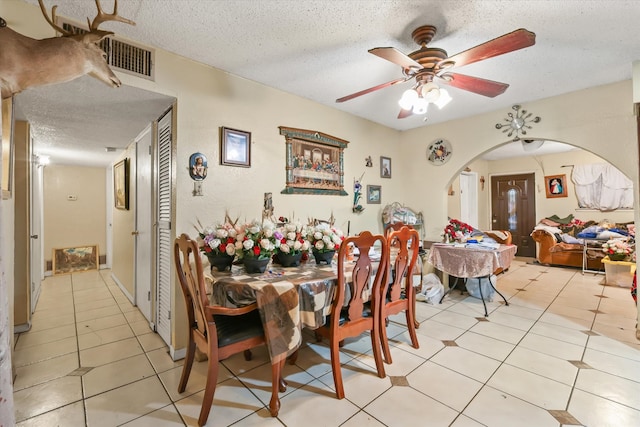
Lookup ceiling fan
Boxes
[336,25,536,119]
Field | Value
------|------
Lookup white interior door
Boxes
[135,126,153,323]
[30,154,43,313]
[460,172,479,228]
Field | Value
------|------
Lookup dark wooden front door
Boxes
[491,174,536,257]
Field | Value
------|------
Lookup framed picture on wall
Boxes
[367,185,381,204]
[220,127,251,167]
[114,158,130,210]
[544,174,567,198]
[380,156,391,178]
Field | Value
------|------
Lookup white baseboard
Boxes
[170,346,186,361]
[110,273,134,303]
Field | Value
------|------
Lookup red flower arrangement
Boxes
[443,218,474,243]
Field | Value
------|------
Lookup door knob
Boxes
[131,231,139,236]
[30,234,39,239]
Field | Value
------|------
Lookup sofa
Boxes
[530,215,634,269]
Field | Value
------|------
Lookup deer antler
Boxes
[89,0,136,31]
[37,0,73,36]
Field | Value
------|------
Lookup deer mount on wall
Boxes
[0,0,135,100]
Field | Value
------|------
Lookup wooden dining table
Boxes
[205,259,346,417]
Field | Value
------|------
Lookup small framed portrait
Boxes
[220,127,251,167]
[189,152,208,180]
[367,185,381,204]
[545,174,567,198]
[113,158,129,210]
[380,156,391,178]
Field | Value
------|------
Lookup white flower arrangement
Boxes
[306,223,344,253]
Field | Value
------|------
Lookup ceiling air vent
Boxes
[59,19,155,81]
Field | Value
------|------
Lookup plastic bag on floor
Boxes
[417,273,444,305]
[465,275,497,301]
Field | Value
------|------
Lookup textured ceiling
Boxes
[12,0,640,165]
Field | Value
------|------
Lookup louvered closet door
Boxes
[156,108,173,345]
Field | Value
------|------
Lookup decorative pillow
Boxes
[540,218,561,227]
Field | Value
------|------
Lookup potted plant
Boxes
[306,223,344,265]
[238,219,277,273]
[274,220,310,267]
[197,221,239,271]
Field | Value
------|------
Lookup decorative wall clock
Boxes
[427,139,452,165]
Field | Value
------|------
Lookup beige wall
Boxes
[43,166,107,267]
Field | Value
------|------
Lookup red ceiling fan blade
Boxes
[439,72,509,97]
[440,29,535,69]
[336,77,408,103]
[369,47,423,70]
[398,108,413,119]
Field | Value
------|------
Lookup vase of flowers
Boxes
[197,221,239,272]
[238,219,277,273]
[443,218,475,243]
[274,221,310,267]
[602,239,633,261]
[306,223,343,265]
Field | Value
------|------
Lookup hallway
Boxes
[12,260,640,426]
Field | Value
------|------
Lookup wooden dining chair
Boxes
[174,233,267,426]
[380,226,420,364]
[315,231,388,399]
[384,221,407,236]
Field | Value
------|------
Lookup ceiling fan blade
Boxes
[398,108,413,119]
[336,77,408,103]
[440,28,535,69]
[439,73,509,97]
[369,47,422,70]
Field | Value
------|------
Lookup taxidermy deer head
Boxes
[0,0,135,100]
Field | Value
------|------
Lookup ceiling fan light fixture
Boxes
[398,88,419,110]
[522,139,544,152]
[412,97,428,115]
[434,88,452,109]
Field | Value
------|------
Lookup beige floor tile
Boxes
[575,368,640,409]
[14,376,83,422]
[219,344,273,376]
[485,309,537,331]
[275,379,361,427]
[385,330,445,361]
[505,346,578,386]
[430,309,479,330]
[591,321,639,344]
[120,404,185,426]
[29,313,75,332]
[569,389,640,426]
[13,352,79,391]
[430,346,500,383]
[366,384,458,427]
[340,411,385,427]
[124,309,149,323]
[528,321,589,346]
[15,324,77,350]
[455,331,515,361]
[416,319,466,341]
[519,333,585,360]
[80,337,144,367]
[450,414,486,427]
[137,331,168,352]
[469,320,527,344]
[12,336,78,367]
[587,335,640,361]
[85,376,172,427]
[583,348,640,383]
[77,323,134,350]
[488,364,572,409]
[409,361,482,411]
[77,313,128,334]
[16,400,85,427]
[158,360,233,401]
[129,319,154,335]
[174,378,266,426]
[74,297,118,313]
[83,353,156,397]
[146,347,185,374]
[492,303,543,321]
[463,386,560,427]
[75,304,123,322]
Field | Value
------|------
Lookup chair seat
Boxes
[325,302,373,326]
[215,310,264,348]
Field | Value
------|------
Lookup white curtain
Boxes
[571,163,633,211]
